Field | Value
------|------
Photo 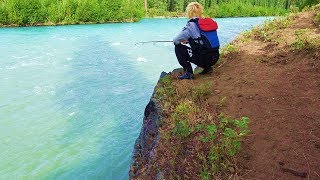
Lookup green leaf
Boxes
[219,117,228,123]
[235,117,249,129]
[199,136,209,143]
[223,128,236,138]
[206,124,217,135]
[173,120,191,138]
[195,124,205,131]
[232,140,241,149]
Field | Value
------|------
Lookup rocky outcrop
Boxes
[129,72,168,178]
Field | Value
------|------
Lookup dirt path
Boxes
[204,11,320,179]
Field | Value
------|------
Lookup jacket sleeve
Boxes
[173,25,191,45]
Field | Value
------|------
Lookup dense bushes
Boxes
[296,0,320,10]
[76,0,100,22]
[146,0,292,17]
[205,2,288,17]
[0,3,8,24]
[146,0,320,17]
[0,0,145,26]
[2,0,47,25]
[0,0,319,26]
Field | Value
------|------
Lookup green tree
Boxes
[0,2,8,24]
[5,0,46,25]
[75,0,100,22]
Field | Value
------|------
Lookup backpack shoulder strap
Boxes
[188,18,199,23]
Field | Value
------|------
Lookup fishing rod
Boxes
[135,40,173,46]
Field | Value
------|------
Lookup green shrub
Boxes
[0,0,144,26]
[173,120,192,138]
[5,0,47,25]
[172,101,196,122]
[171,101,199,138]
[47,2,64,23]
[5,0,25,25]
[199,124,217,142]
[100,0,123,21]
[191,82,212,101]
[62,0,79,23]
[147,8,168,17]
[200,168,210,180]
[221,44,238,55]
[0,3,8,25]
[251,16,293,42]
[155,75,176,102]
[197,115,250,175]
[314,12,320,25]
[120,0,145,22]
[159,74,172,86]
[205,2,288,18]
[75,0,100,22]
[297,0,320,10]
[291,29,319,50]
[174,102,191,117]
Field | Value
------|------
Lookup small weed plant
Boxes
[221,44,238,56]
[155,74,250,179]
[171,106,250,177]
[172,101,197,138]
[197,114,250,177]
[238,31,252,43]
[291,29,319,50]
[191,82,213,102]
[155,75,176,102]
[173,120,192,138]
[252,16,293,42]
[217,96,227,107]
[314,12,320,25]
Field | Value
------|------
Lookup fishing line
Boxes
[134,41,173,46]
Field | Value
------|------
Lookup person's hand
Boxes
[181,40,188,44]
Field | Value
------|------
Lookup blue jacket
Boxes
[173,18,220,50]
[173,18,201,45]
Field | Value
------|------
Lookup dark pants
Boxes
[175,44,219,73]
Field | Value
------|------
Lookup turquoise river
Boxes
[0,17,270,179]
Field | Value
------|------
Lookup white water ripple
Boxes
[137,57,148,62]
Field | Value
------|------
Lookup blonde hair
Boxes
[186,2,203,18]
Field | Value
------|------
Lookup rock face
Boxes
[129,72,167,179]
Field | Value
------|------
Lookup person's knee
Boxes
[175,44,184,51]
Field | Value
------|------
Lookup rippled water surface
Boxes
[0,17,270,179]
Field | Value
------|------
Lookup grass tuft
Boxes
[291,29,320,50]
[155,75,176,102]
[221,44,239,57]
[314,12,320,25]
[251,16,293,42]
[191,82,213,102]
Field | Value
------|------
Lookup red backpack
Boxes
[190,18,220,49]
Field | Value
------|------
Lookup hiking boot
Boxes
[199,67,213,75]
[178,72,193,80]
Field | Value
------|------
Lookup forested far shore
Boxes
[0,0,319,27]
[145,0,318,17]
[0,0,145,26]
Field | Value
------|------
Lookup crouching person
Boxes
[173,2,220,80]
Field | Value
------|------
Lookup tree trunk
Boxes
[168,0,174,11]
[208,0,212,7]
[144,0,148,12]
